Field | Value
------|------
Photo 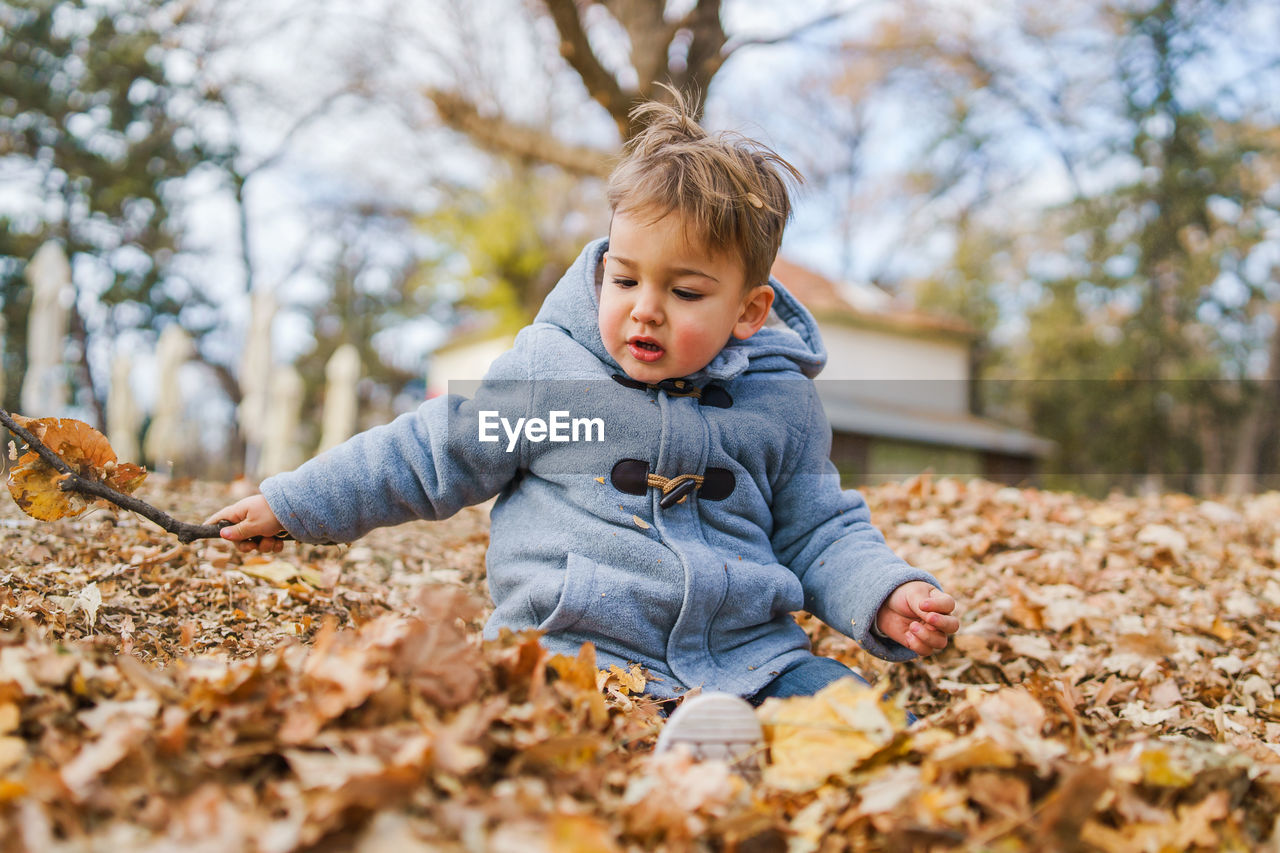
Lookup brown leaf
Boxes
[60,719,150,802]
[623,749,742,842]
[6,416,146,520]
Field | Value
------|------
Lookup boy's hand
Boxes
[875,581,958,657]
[205,495,287,554]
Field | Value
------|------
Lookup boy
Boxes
[210,91,958,762]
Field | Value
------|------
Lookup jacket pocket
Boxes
[712,562,806,634]
[534,552,599,633]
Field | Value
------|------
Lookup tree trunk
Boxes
[1225,406,1261,496]
[66,299,105,430]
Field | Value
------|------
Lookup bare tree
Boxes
[423,1,853,176]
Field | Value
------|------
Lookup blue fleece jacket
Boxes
[261,238,941,699]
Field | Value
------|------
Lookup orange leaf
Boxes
[6,415,147,521]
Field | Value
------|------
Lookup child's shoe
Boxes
[654,692,764,768]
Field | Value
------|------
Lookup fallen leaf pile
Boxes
[0,474,1278,850]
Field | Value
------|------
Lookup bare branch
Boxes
[721,8,849,56]
[675,0,727,100]
[1,408,241,544]
[603,0,680,101]
[242,89,353,177]
[426,88,615,178]
[541,0,633,138]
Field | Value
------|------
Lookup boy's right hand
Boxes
[206,495,287,554]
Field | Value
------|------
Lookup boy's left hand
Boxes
[875,581,958,657]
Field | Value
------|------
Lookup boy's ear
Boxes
[731,284,776,340]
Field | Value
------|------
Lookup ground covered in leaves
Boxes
[0,475,1279,851]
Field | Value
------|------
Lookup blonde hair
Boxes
[606,87,803,289]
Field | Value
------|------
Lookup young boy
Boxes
[210,92,958,762]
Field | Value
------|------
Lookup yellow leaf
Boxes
[297,567,325,588]
[549,642,601,692]
[1209,618,1235,642]
[548,643,609,728]
[599,663,647,695]
[926,735,1020,774]
[760,678,907,791]
[239,560,301,585]
[633,514,650,529]
[549,814,622,853]
[0,736,25,773]
[1139,747,1195,787]
[0,703,19,735]
[6,416,146,521]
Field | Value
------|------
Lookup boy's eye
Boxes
[612,277,637,288]
[673,289,702,301]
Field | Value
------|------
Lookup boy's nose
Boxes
[630,295,663,325]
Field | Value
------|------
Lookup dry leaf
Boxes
[623,749,741,842]
[240,559,303,585]
[77,582,102,633]
[0,476,1277,849]
[598,664,646,695]
[759,678,907,791]
[6,416,146,520]
[0,737,25,773]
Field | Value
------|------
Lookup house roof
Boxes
[820,394,1055,459]
[771,258,978,340]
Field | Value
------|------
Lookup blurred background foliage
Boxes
[1,0,1277,493]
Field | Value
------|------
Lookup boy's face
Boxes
[599,208,774,383]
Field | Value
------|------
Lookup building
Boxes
[771,258,1051,486]
[426,258,1052,486]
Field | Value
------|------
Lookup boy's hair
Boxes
[606,87,803,289]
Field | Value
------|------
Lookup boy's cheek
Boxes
[596,303,625,348]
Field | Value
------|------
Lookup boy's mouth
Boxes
[627,336,664,363]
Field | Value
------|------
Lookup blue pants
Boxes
[749,656,918,725]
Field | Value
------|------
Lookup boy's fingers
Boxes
[878,612,912,641]
[908,621,949,650]
[219,519,252,542]
[915,589,956,616]
[924,612,961,635]
[204,509,241,526]
[235,536,279,554]
[882,610,953,653]
[903,629,937,656]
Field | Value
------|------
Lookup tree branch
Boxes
[0,408,250,544]
[674,0,727,103]
[541,0,633,138]
[426,88,615,178]
[721,8,848,56]
[604,0,680,103]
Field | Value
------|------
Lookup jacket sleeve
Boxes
[259,341,533,544]
[769,385,942,661]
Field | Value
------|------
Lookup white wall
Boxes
[425,335,516,398]
[422,323,972,418]
[818,325,971,415]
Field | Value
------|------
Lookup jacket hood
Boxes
[533,238,827,382]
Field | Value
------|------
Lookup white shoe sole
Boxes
[654,692,764,765]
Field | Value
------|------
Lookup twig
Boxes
[1,408,226,544]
